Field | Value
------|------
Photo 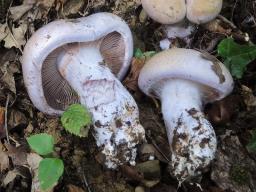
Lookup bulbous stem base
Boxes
[160,79,217,181]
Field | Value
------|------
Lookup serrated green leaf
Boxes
[39,158,64,191]
[218,38,256,79]
[61,104,91,137]
[27,133,54,156]
[247,130,256,152]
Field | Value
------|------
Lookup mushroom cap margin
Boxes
[138,48,234,103]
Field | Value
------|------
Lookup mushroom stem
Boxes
[57,42,145,168]
[160,79,217,181]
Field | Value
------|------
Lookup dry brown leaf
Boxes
[62,0,85,17]
[67,184,85,192]
[9,5,33,21]
[5,22,27,49]
[0,143,9,172]
[8,109,28,128]
[0,61,17,94]
[37,0,55,8]
[2,169,23,187]
[24,122,34,136]
[0,107,5,138]
[0,22,28,50]
[123,58,145,92]
[6,144,28,166]
[241,85,256,110]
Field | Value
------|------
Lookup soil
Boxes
[0,0,256,192]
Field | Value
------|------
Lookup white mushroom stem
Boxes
[58,42,145,168]
[160,79,217,181]
[160,21,195,50]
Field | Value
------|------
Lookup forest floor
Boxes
[0,0,256,192]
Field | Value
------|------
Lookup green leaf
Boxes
[247,130,256,152]
[61,104,92,137]
[218,38,256,79]
[39,158,64,191]
[134,48,156,59]
[27,133,54,156]
[134,48,144,58]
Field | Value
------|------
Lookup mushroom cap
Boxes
[22,12,133,115]
[138,48,234,103]
[186,0,223,24]
[141,0,186,24]
[141,0,222,24]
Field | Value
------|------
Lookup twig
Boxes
[82,172,92,192]
[4,94,10,144]
[231,0,238,23]
[146,133,170,162]
[217,15,237,29]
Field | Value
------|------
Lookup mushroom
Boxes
[138,48,234,181]
[141,0,222,25]
[22,12,145,168]
[141,0,223,49]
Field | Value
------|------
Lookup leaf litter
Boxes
[0,0,256,192]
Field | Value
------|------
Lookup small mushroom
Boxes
[22,13,145,168]
[138,48,233,181]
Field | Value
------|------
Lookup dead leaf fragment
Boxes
[8,109,28,128]
[0,143,9,172]
[6,144,28,166]
[67,184,85,192]
[0,107,5,138]
[62,0,85,17]
[2,169,23,187]
[123,58,145,92]
[0,61,17,94]
[0,22,28,50]
[9,5,33,21]
[241,85,256,110]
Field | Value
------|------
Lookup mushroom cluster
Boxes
[142,0,223,49]
[138,48,234,181]
[141,0,223,24]
[22,12,145,168]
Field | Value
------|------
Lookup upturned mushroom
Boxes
[22,12,145,168]
[138,48,233,181]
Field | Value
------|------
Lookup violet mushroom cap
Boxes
[22,12,145,168]
[138,48,233,181]
[141,0,222,24]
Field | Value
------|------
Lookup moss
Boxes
[229,165,250,185]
